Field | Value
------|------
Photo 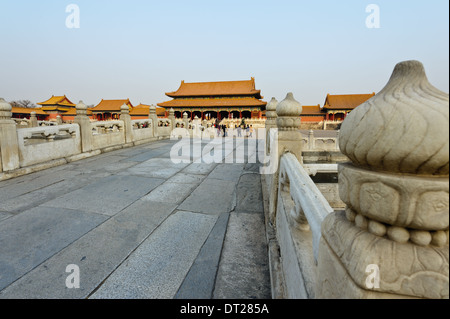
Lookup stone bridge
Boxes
[0,60,448,299]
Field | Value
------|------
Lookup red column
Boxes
[239,112,242,119]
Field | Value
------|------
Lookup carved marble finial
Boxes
[265,97,278,121]
[266,97,278,111]
[339,60,449,175]
[121,103,129,113]
[276,93,302,130]
[76,101,86,110]
[0,98,12,120]
[276,93,302,117]
[0,98,12,111]
[75,101,87,117]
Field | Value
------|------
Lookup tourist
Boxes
[249,125,253,137]
[246,125,250,137]
[237,125,242,137]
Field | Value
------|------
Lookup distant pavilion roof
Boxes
[37,95,76,111]
[301,104,323,115]
[91,99,133,112]
[323,93,376,110]
[165,78,263,99]
[130,104,166,116]
[11,107,48,116]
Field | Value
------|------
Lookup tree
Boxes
[10,100,37,108]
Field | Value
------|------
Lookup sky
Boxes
[0,0,448,107]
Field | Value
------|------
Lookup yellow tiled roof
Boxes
[37,95,75,107]
[91,99,133,112]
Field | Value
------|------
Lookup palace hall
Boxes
[157,78,267,120]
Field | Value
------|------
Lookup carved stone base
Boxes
[338,163,449,230]
[316,211,449,299]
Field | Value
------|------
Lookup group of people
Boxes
[215,123,253,138]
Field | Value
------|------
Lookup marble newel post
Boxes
[120,103,132,144]
[265,97,278,154]
[168,108,175,131]
[182,112,189,129]
[74,101,93,153]
[149,105,158,137]
[0,98,20,172]
[316,61,449,299]
[268,93,303,224]
[29,111,38,128]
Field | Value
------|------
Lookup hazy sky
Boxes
[0,0,448,107]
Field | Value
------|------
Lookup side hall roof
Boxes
[323,93,376,110]
[91,99,133,112]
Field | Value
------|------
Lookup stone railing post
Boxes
[335,130,340,151]
[74,100,93,152]
[275,93,303,161]
[316,60,449,299]
[268,93,303,224]
[0,98,20,172]
[120,103,133,144]
[182,112,189,129]
[168,108,175,131]
[56,115,62,126]
[149,105,158,137]
[265,97,278,154]
[29,111,38,128]
[308,129,314,150]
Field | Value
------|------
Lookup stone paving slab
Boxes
[177,178,237,215]
[174,212,229,299]
[181,162,218,175]
[90,211,217,299]
[123,149,169,162]
[43,175,165,216]
[0,206,107,292]
[142,181,199,205]
[207,163,245,182]
[0,171,112,213]
[0,211,12,222]
[66,155,127,172]
[166,172,206,185]
[0,200,177,299]
[0,169,81,202]
[234,172,265,214]
[213,211,271,299]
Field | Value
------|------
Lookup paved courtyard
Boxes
[0,138,271,299]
